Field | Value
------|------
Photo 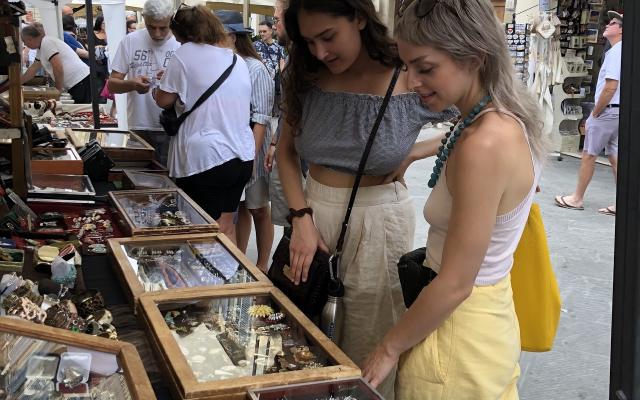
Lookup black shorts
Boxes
[175,158,253,220]
[67,75,92,104]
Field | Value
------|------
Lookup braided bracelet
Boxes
[286,207,313,224]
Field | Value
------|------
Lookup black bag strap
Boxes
[331,66,402,280]
[177,54,237,124]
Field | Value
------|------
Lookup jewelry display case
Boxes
[0,317,155,399]
[109,189,218,236]
[31,147,83,175]
[139,287,359,400]
[65,129,154,161]
[107,233,270,310]
[122,170,177,190]
[108,160,169,183]
[246,377,384,400]
[27,174,96,203]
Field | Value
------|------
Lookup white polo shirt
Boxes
[36,36,89,89]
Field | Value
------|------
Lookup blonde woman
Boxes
[363,0,547,398]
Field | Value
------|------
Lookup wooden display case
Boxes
[65,128,155,161]
[31,146,83,175]
[0,317,155,399]
[22,86,60,101]
[109,189,218,236]
[247,377,384,400]
[107,233,271,310]
[108,160,169,182]
[122,170,177,190]
[139,287,360,400]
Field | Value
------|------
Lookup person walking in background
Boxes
[92,15,110,100]
[62,15,89,61]
[108,0,180,166]
[265,0,291,229]
[254,20,285,116]
[153,5,254,244]
[126,20,137,34]
[555,11,622,216]
[215,10,275,273]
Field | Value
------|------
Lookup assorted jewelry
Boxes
[127,242,250,291]
[164,298,330,382]
[428,95,492,188]
[122,193,195,228]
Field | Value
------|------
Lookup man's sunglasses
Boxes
[397,0,461,19]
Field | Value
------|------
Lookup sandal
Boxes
[598,206,616,216]
[554,195,584,210]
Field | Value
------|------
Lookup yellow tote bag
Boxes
[511,203,561,352]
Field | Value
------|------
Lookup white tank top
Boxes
[423,108,542,285]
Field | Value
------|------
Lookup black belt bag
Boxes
[397,247,438,308]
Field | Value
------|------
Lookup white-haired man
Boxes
[108,0,179,166]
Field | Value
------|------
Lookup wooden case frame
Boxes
[0,317,155,399]
[109,188,219,236]
[139,287,360,400]
[66,128,155,161]
[246,377,384,400]
[122,170,177,190]
[107,233,271,311]
[31,146,83,175]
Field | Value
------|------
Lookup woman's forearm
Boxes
[275,122,307,210]
[383,275,471,357]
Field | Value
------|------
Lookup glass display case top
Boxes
[32,149,76,161]
[158,294,335,383]
[125,171,176,189]
[0,333,132,399]
[114,191,209,228]
[29,174,95,196]
[67,130,147,149]
[121,239,256,291]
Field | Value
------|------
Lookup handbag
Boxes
[268,66,402,318]
[511,203,561,352]
[397,247,437,308]
[160,54,237,136]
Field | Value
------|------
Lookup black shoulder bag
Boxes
[268,66,402,318]
[160,54,237,136]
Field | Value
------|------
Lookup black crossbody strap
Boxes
[177,54,237,124]
[332,66,402,274]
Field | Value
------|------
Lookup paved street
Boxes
[246,127,616,399]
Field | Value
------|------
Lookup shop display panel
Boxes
[0,319,154,400]
[109,189,218,236]
[140,288,359,400]
[28,174,96,203]
[247,377,384,400]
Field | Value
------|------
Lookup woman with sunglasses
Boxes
[362,0,547,398]
[277,1,454,398]
[153,5,254,243]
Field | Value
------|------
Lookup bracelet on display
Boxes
[286,207,313,224]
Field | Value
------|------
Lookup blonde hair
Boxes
[396,0,548,160]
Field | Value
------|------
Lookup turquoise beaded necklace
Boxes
[428,95,492,188]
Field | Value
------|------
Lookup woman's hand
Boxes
[382,155,412,185]
[265,144,276,172]
[289,214,329,285]
[362,340,400,389]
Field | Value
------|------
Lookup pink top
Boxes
[423,108,542,285]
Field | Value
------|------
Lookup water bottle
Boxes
[321,279,345,344]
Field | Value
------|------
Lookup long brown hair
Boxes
[233,33,262,61]
[283,0,400,134]
[170,5,226,45]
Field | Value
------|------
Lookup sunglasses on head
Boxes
[397,0,461,18]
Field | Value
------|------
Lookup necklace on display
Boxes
[428,95,492,188]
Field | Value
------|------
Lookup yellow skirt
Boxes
[397,274,521,400]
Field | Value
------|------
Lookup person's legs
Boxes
[218,212,237,246]
[67,75,92,104]
[249,206,274,272]
[244,178,273,272]
[236,202,252,253]
[556,115,608,209]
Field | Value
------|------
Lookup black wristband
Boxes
[286,207,313,224]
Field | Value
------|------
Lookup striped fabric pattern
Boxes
[245,56,275,184]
